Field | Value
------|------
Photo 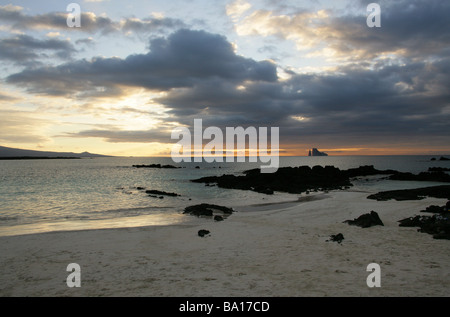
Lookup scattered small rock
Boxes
[198,230,210,237]
[214,215,224,222]
[327,233,344,244]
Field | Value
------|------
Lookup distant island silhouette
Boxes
[0,145,111,159]
[308,148,328,156]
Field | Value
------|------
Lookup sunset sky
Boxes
[1,0,449,156]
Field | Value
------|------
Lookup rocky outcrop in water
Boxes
[145,189,180,197]
[192,165,354,195]
[308,148,328,156]
[133,164,180,169]
[191,165,409,195]
[428,167,450,172]
[431,156,450,161]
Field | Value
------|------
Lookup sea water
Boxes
[0,156,448,236]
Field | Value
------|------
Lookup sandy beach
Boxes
[1,189,449,297]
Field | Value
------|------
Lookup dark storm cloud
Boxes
[0,4,185,35]
[329,0,450,59]
[0,34,76,63]
[157,78,299,127]
[280,60,450,144]
[155,52,450,147]
[6,29,278,97]
[4,0,450,149]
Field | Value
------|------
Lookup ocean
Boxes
[0,156,449,237]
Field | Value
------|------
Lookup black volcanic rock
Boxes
[398,203,450,240]
[367,185,450,201]
[145,190,180,197]
[344,211,384,228]
[198,230,210,237]
[388,171,450,182]
[342,165,397,178]
[421,205,446,214]
[327,233,345,244]
[190,165,416,195]
[345,165,450,182]
[192,165,450,196]
[428,167,450,172]
[133,164,180,169]
[398,215,425,227]
[192,165,352,194]
[184,204,234,218]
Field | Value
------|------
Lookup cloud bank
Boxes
[2,0,449,153]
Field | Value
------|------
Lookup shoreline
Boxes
[1,190,449,296]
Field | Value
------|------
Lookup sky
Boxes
[0,0,449,156]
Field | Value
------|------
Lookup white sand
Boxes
[1,190,449,297]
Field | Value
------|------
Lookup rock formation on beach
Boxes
[367,185,450,201]
[398,201,450,240]
[327,233,345,243]
[184,204,234,219]
[344,211,384,228]
[198,229,210,237]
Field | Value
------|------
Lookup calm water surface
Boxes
[0,156,448,236]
